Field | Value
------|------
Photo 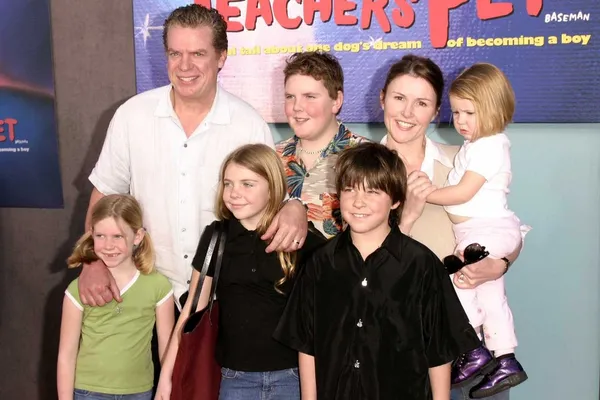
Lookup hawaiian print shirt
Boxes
[276,123,369,238]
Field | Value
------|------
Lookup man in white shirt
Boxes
[79,4,307,309]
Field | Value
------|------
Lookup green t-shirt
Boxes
[66,270,173,394]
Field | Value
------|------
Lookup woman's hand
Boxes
[454,239,523,289]
[400,171,436,234]
[453,257,506,289]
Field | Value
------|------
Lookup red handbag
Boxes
[171,221,228,400]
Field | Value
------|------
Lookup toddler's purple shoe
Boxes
[451,345,497,388]
[469,354,528,399]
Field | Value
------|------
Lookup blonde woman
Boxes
[156,144,325,400]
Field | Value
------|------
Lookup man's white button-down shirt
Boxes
[90,84,274,305]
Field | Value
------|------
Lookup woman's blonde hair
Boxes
[67,194,155,274]
[215,144,296,292]
[450,63,515,140]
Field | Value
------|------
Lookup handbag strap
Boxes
[190,220,227,314]
[208,219,228,319]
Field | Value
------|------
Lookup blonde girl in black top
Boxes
[156,144,324,400]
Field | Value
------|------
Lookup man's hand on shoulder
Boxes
[78,259,121,306]
[262,199,308,253]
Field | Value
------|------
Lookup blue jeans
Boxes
[219,367,300,400]
[451,381,510,400]
[73,389,153,400]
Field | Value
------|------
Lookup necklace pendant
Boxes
[115,305,123,314]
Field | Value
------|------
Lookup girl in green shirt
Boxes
[57,194,174,400]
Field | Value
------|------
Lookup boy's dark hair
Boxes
[284,52,344,102]
[335,143,407,224]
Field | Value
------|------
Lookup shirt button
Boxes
[361,278,368,287]
[184,143,188,148]
[182,228,186,232]
[305,172,310,177]
[187,280,191,284]
[184,255,188,259]
[251,268,256,272]
[181,172,186,176]
[356,319,363,328]
[354,360,360,369]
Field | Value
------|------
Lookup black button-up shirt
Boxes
[275,225,479,399]
[192,218,325,372]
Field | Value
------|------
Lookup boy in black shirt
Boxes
[275,143,479,400]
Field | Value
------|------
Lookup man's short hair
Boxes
[162,4,228,54]
[284,52,344,101]
[335,143,407,224]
